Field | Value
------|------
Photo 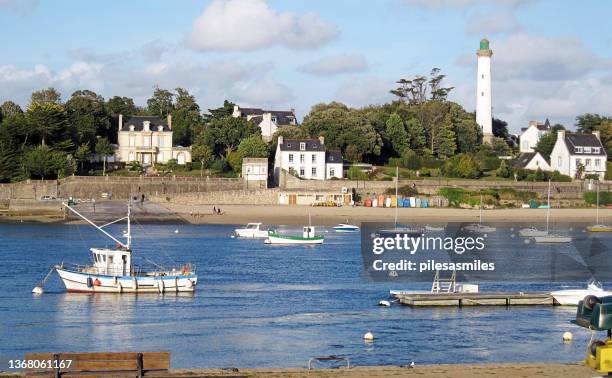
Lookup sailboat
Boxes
[587,182,612,232]
[264,213,324,245]
[463,195,496,233]
[534,180,572,243]
[378,167,422,236]
[51,201,197,293]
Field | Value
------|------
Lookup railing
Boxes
[59,262,196,277]
[60,176,241,183]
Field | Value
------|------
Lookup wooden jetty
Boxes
[396,292,558,307]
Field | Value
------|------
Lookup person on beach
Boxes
[213,206,216,214]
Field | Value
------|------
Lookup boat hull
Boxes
[551,289,612,306]
[534,235,572,243]
[234,229,271,238]
[588,225,612,232]
[56,268,197,293]
[264,235,324,245]
[518,228,548,237]
[334,226,359,233]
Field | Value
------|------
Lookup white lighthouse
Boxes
[476,38,493,143]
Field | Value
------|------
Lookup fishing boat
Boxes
[333,223,360,232]
[264,226,324,245]
[464,195,496,233]
[41,202,197,294]
[551,281,612,306]
[587,182,612,232]
[534,180,572,244]
[377,166,423,236]
[234,222,272,238]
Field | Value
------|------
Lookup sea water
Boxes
[0,223,608,368]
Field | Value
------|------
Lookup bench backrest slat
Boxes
[24,352,170,373]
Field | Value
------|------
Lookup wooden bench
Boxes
[24,352,170,377]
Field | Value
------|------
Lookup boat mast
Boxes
[394,166,399,228]
[545,179,551,233]
[596,181,600,224]
[126,201,132,250]
[479,195,483,224]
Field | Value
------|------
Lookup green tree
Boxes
[456,154,481,179]
[385,113,408,156]
[0,101,23,119]
[22,145,65,179]
[191,144,214,177]
[454,118,480,153]
[0,127,16,182]
[74,143,91,173]
[106,96,138,140]
[66,90,110,146]
[492,118,510,140]
[491,137,511,156]
[171,87,202,146]
[146,86,174,117]
[575,113,612,133]
[201,116,260,157]
[347,166,367,180]
[495,159,511,178]
[229,135,268,172]
[535,124,565,160]
[206,100,236,120]
[30,87,62,106]
[95,137,113,176]
[26,103,68,147]
[405,118,426,151]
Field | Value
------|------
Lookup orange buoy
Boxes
[93,278,102,286]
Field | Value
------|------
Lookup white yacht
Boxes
[551,281,612,306]
[464,195,496,233]
[234,223,272,238]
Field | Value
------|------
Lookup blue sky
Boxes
[1,0,612,133]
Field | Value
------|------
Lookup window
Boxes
[158,136,164,148]
[330,168,335,177]
[586,159,591,167]
[576,158,581,166]
[593,147,600,154]
[311,167,317,176]
[584,147,592,154]
[300,142,306,151]
[481,74,484,79]
[299,168,305,177]
[312,154,317,163]
[481,92,484,96]
[129,135,136,147]
[576,146,583,153]
[557,157,562,167]
[300,154,305,163]
[271,116,277,123]
[143,136,150,147]
[288,154,294,163]
[128,152,135,161]
[595,159,601,167]
[522,141,529,150]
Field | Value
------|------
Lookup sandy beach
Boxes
[162,203,612,226]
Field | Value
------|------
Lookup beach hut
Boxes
[410,197,416,207]
[422,199,429,208]
[397,196,404,208]
[416,198,421,208]
[372,198,378,207]
[391,195,397,208]
[378,195,385,207]
[403,198,411,208]
[365,198,372,207]
[385,197,391,208]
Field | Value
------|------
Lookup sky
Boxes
[1,0,612,133]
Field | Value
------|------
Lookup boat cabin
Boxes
[245,223,262,230]
[303,226,316,239]
[90,248,132,276]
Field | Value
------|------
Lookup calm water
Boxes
[0,222,605,369]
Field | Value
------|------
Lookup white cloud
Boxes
[186,0,339,52]
[404,0,534,9]
[466,10,518,35]
[300,54,368,76]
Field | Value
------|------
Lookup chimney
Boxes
[593,131,601,140]
[232,105,240,118]
[167,114,172,130]
[119,114,123,130]
[318,136,325,145]
[263,112,272,123]
[277,136,284,145]
[143,120,150,132]
[290,107,295,114]
[557,129,565,142]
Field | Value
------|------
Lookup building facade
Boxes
[115,115,191,166]
[513,152,552,172]
[273,136,343,184]
[232,105,297,142]
[242,157,268,189]
[519,119,551,153]
[550,130,607,180]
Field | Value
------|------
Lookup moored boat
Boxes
[51,202,197,294]
[463,195,496,233]
[551,281,611,306]
[234,222,272,238]
[534,180,571,244]
[264,226,324,245]
[587,182,611,232]
[333,223,360,232]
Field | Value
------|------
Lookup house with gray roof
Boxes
[512,152,552,172]
[273,136,343,185]
[519,119,551,153]
[232,105,297,142]
[550,130,607,180]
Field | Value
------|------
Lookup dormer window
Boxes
[300,142,306,151]
[129,125,135,131]
[593,147,600,154]
[584,147,592,154]
[158,126,164,132]
[576,147,583,153]
[271,116,277,122]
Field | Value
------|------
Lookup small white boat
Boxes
[518,227,548,237]
[534,180,571,244]
[264,226,324,245]
[333,223,360,232]
[534,234,572,243]
[551,281,612,306]
[424,225,445,232]
[464,195,496,233]
[378,226,423,236]
[234,222,272,238]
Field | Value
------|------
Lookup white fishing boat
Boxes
[534,180,571,244]
[264,226,324,245]
[518,226,548,237]
[464,195,496,233]
[333,223,360,232]
[587,182,612,232]
[551,281,612,306]
[42,202,197,294]
[234,222,272,238]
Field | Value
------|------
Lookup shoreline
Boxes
[0,205,610,226]
[2,363,596,377]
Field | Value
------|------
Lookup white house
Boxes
[513,152,552,172]
[519,119,551,153]
[273,136,343,184]
[242,157,268,189]
[550,130,607,180]
[232,105,297,142]
[115,115,192,166]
